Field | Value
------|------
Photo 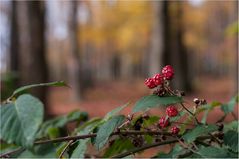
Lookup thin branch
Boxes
[59,140,74,159]
[34,130,173,145]
[164,86,201,125]
[112,139,178,158]
[180,103,201,125]
[0,147,25,158]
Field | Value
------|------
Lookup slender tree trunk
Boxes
[67,1,81,100]
[148,1,164,77]
[10,1,19,75]
[162,1,192,91]
[17,1,49,114]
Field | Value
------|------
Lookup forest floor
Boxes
[48,75,238,157]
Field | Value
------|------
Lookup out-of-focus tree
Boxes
[17,1,48,112]
[162,1,192,91]
[67,1,82,100]
[148,1,164,77]
[9,1,19,79]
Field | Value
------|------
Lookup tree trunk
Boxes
[148,1,164,77]
[17,1,49,113]
[67,1,81,100]
[162,1,192,91]
[10,1,19,75]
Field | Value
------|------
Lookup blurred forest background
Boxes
[0,0,238,117]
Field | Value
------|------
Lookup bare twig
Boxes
[34,130,173,145]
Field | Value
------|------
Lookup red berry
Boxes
[166,106,178,117]
[144,78,156,89]
[162,65,174,80]
[159,117,169,128]
[153,74,164,86]
[171,126,180,135]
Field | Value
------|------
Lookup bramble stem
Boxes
[0,147,25,158]
[180,103,201,125]
[34,130,173,145]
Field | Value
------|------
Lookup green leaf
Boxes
[196,146,233,158]
[224,130,238,152]
[154,144,183,158]
[0,94,44,147]
[103,139,134,157]
[132,95,182,113]
[142,116,159,127]
[37,110,88,138]
[18,143,56,158]
[12,81,67,97]
[221,95,238,114]
[71,120,102,158]
[95,115,125,150]
[183,125,217,143]
[224,121,238,132]
[104,103,129,121]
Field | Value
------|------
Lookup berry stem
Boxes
[180,103,201,125]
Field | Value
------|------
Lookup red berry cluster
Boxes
[158,105,180,135]
[144,65,174,89]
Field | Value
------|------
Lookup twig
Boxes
[112,139,178,158]
[180,103,201,125]
[164,86,201,125]
[0,147,25,158]
[59,140,74,159]
[208,133,222,146]
[34,130,173,145]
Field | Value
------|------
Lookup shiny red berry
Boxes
[166,106,178,117]
[162,65,174,80]
[171,126,180,135]
[153,74,164,86]
[145,78,156,89]
[159,117,169,128]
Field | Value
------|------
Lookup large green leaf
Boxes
[196,147,235,158]
[224,130,238,152]
[95,115,125,150]
[17,143,56,158]
[182,125,217,143]
[0,94,44,147]
[11,81,67,97]
[221,95,238,114]
[154,144,183,158]
[37,110,88,138]
[224,121,238,132]
[103,139,134,157]
[132,95,182,113]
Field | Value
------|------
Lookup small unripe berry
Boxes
[162,65,174,80]
[153,74,164,86]
[166,106,178,117]
[144,78,156,89]
[193,98,200,105]
[158,117,169,128]
[171,126,180,135]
